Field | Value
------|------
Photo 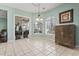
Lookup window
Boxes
[34,21,43,34]
[45,17,55,35]
[33,16,56,35]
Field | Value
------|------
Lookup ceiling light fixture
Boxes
[32,3,43,21]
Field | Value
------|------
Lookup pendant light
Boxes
[34,3,43,21]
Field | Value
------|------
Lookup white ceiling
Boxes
[0,3,62,13]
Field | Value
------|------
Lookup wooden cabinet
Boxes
[55,24,75,48]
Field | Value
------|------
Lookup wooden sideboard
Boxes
[55,24,75,48]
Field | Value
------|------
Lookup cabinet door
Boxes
[63,25,75,48]
[55,26,64,44]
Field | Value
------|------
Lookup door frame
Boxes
[14,15,31,40]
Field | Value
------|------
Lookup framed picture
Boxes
[59,9,73,23]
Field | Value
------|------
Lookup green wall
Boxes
[0,4,33,42]
[42,3,79,45]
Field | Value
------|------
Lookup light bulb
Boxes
[36,18,39,21]
[40,18,43,21]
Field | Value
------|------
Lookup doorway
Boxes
[15,16,30,40]
[0,9,7,43]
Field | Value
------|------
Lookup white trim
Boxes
[56,23,75,26]
[13,14,15,40]
[14,14,31,19]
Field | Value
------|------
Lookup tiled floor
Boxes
[0,37,79,56]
